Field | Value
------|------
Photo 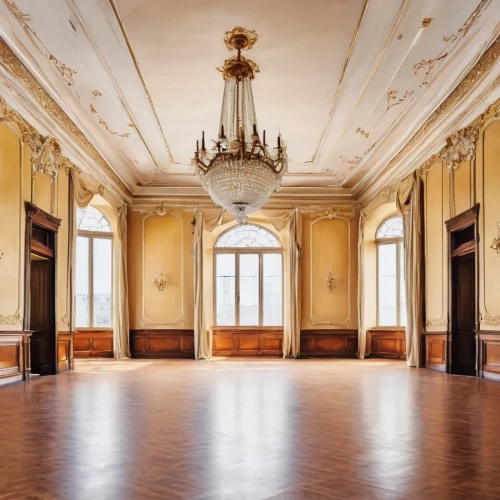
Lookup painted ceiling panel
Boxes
[0,0,497,196]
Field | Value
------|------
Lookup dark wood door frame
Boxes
[445,204,480,375]
[24,202,61,374]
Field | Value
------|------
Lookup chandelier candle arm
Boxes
[192,27,288,224]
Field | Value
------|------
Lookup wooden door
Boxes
[451,253,476,376]
[30,257,56,375]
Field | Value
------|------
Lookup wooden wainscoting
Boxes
[131,330,194,358]
[300,330,358,357]
[366,330,406,359]
[424,332,447,372]
[478,331,500,380]
[212,327,283,356]
[57,332,74,372]
[74,330,114,358]
[0,332,31,386]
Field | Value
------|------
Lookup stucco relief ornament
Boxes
[381,185,396,203]
[443,126,479,171]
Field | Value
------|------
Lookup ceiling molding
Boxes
[0,36,132,197]
[358,35,500,206]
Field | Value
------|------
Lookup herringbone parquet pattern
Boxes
[1,358,500,499]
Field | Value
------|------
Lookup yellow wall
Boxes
[0,122,71,332]
[423,107,500,332]
[301,215,359,329]
[128,210,194,330]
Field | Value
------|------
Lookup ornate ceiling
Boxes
[0,0,498,204]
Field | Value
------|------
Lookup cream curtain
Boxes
[357,212,366,359]
[67,168,130,358]
[192,209,226,359]
[113,204,130,359]
[67,168,103,331]
[397,172,424,367]
[262,208,302,358]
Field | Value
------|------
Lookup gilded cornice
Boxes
[382,36,500,180]
[0,38,131,197]
[309,205,357,220]
[419,152,444,176]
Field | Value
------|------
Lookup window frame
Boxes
[376,216,405,328]
[76,210,113,330]
[213,225,283,327]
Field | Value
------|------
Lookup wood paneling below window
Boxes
[479,331,500,380]
[367,330,406,359]
[424,332,447,372]
[0,332,31,386]
[212,327,283,356]
[300,330,358,357]
[131,330,194,358]
[74,330,113,358]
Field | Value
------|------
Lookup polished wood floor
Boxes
[2,358,500,499]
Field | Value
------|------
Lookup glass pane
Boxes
[399,242,407,327]
[92,238,112,327]
[75,236,89,327]
[216,254,236,325]
[77,206,112,232]
[239,254,259,326]
[215,224,280,248]
[263,254,282,326]
[378,243,397,326]
[376,215,403,239]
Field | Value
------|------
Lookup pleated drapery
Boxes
[357,212,366,359]
[67,168,104,332]
[192,209,226,359]
[114,204,131,359]
[67,167,130,358]
[262,208,302,358]
[396,172,424,368]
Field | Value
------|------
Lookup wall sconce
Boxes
[157,202,167,217]
[326,267,337,293]
[152,270,168,292]
[491,223,500,253]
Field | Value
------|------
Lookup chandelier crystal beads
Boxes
[192,27,288,224]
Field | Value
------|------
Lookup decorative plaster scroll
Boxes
[381,185,396,202]
[443,126,479,171]
[308,317,351,327]
[0,39,131,196]
[481,313,500,326]
[426,317,448,328]
[310,205,356,220]
[0,310,21,326]
[58,313,70,329]
[140,315,185,328]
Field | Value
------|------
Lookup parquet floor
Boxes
[2,358,500,500]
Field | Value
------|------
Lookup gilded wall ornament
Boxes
[443,126,479,171]
[326,268,337,293]
[0,310,21,326]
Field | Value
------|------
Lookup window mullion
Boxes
[235,253,240,326]
[88,236,93,328]
[259,253,263,327]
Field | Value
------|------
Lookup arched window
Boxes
[75,206,112,328]
[376,215,406,327]
[214,224,282,326]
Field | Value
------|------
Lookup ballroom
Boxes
[1,0,500,498]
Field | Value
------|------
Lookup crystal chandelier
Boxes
[192,27,288,224]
